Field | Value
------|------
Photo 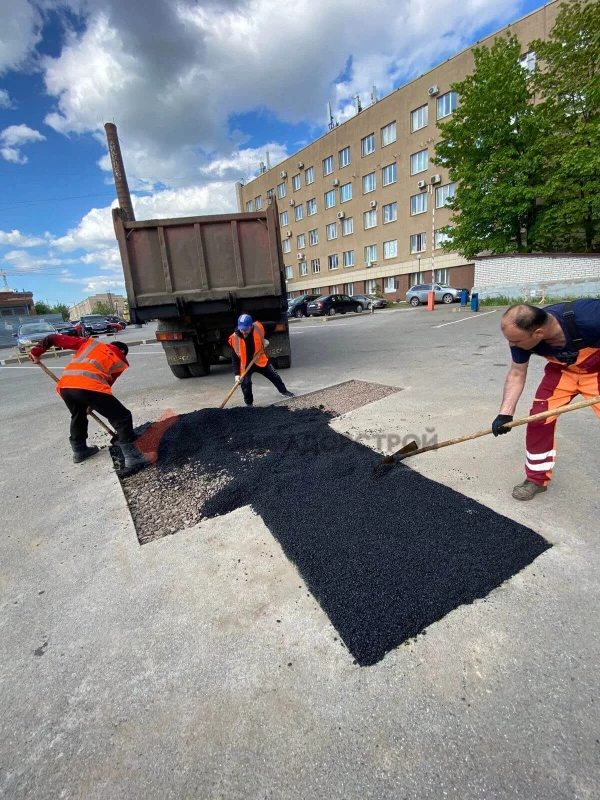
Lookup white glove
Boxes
[263,339,270,347]
[234,375,241,383]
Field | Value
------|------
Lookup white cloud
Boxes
[0,123,46,163]
[0,229,50,247]
[0,88,14,108]
[0,0,43,74]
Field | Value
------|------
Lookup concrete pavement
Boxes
[1,307,598,799]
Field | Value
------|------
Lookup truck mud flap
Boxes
[266,332,291,359]
[162,341,197,365]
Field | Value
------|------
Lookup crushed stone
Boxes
[275,379,401,415]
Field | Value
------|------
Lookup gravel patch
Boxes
[114,405,550,666]
[275,379,401,416]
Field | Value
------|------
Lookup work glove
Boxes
[234,375,241,383]
[492,414,513,436]
[263,339,269,347]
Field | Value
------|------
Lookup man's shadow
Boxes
[152,406,550,666]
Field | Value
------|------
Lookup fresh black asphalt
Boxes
[118,406,551,666]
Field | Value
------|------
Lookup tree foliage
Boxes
[34,301,51,315]
[92,301,114,315]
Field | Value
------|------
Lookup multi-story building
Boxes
[237,1,560,301]
[70,292,126,320]
[0,290,36,317]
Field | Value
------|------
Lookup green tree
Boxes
[434,34,542,258]
[530,0,600,252]
[92,301,114,315]
[51,303,70,321]
[34,301,51,315]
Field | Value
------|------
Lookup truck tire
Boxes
[188,360,211,377]
[169,364,192,379]
[273,355,291,369]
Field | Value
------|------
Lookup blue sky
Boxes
[0,0,549,306]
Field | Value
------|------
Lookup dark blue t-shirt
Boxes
[510,299,600,364]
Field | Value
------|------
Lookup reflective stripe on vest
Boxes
[57,341,127,395]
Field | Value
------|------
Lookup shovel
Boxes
[219,347,266,409]
[36,361,119,444]
[373,394,600,474]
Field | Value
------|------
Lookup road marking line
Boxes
[0,365,66,370]
[434,310,498,328]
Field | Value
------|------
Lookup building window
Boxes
[382,163,397,186]
[342,217,354,236]
[295,203,304,221]
[410,232,427,253]
[518,51,536,72]
[436,182,455,208]
[328,254,339,270]
[307,198,317,215]
[381,121,396,147]
[255,196,263,210]
[435,268,449,283]
[283,239,291,253]
[366,279,378,294]
[410,149,429,175]
[409,272,424,285]
[345,282,354,295]
[437,91,457,120]
[278,182,286,199]
[339,146,351,168]
[383,201,397,224]
[331,284,340,294]
[384,276,396,293]
[325,189,336,209]
[362,133,375,156]
[292,174,301,192]
[280,210,289,226]
[299,261,308,277]
[309,228,319,245]
[323,155,334,176]
[383,240,397,259]
[267,188,274,198]
[340,182,352,202]
[246,200,254,212]
[343,250,354,267]
[363,172,376,193]
[285,266,293,279]
[326,222,338,240]
[411,104,428,132]
[311,258,321,273]
[363,209,377,229]
[305,166,315,184]
[411,193,428,215]
[297,233,306,249]
[365,244,377,263]
[434,229,453,249]
[287,292,295,300]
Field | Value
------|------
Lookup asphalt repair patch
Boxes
[114,406,550,667]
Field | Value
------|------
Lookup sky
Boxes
[0,0,549,307]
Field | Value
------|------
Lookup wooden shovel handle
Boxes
[393,394,600,462]
[219,347,265,409]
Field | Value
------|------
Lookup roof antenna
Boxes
[266,150,271,170]
[354,95,362,115]
[327,102,335,130]
[371,85,377,105]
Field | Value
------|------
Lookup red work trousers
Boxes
[525,348,600,485]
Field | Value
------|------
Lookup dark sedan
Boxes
[80,314,113,335]
[306,293,363,317]
[53,320,81,336]
[287,294,322,318]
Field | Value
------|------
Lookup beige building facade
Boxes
[238,1,560,301]
[70,293,126,320]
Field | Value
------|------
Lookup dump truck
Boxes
[106,123,291,379]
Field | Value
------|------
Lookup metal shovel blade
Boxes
[373,440,419,475]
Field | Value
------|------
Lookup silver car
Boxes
[14,321,57,353]
[406,283,461,306]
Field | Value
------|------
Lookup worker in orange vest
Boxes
[228,314,293,406]
[29,333,148,467]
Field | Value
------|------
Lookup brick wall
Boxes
[474,254,600,288]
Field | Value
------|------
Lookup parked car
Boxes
[406,283,463,306]
[14,321,57,353]
[287,294,322,318]
[306,293,364,317]
[351,294,388,310]
[105,314,129,328]
[78,314,114,335]
[53,320,81,336]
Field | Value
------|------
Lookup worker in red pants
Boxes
[492,300,600,500]
[29,333,148,468]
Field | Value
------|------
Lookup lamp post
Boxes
[427,185,436,311]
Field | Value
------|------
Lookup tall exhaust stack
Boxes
[266,150,271,171]
[104,122,135,222]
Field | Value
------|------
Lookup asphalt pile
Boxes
[117,405,551,666]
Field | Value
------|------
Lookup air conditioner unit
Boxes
[332,179,340,187]
[297,161,304,169]
[297,254,303,260]
[369,200,377,208]
[428,85,439,96]
[280,170,287,178]
[337,211,345,219]
[417,180,426,189]
[286,231,292,237]
[430,174,442,184]
[289,199,295,206]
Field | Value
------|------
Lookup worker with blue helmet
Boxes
[228,314,294,406]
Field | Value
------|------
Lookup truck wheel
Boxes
[273,355,291,369]
[169,364,192,379]
[188,359,211,377]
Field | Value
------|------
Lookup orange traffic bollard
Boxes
[427,290,435,311]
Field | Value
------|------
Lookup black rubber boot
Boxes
[281,390,294,398]
[120,442,152,469]
[71,442,99,464]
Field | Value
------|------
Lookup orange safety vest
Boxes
[57,339,128,395]
[228,322,268,371]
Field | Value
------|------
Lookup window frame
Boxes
[305,166,315,185]
[342,217,354,236]
[292,174,301,192]
[309,228,319,246]
[323,155,334,176]
[383,201,397,224]
[363,209,377,230]
[410,149,429,176]
[297,233,306,249]
[411,104,428,133]
[410,193,428,216]
[326,222,338,241]
[383,239,398,260]
[362,172,376,194]
[328,253,339,271]
[361,133,375,157]
[294,203,304,222]
[382,163,397,187]
[343,250,354,268]
[437,91,458,120]
[381,121,397,147]
[324,189,336,209]
[339,146,351,169]
[364,244,377,263]
[410,232,427,254]
[435,182,455,209]
[340,182,352,203]
[307,197,317,216]
[277,182,286,199]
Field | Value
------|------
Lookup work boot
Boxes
[512,480,548,501]
[281,390,294,398]
[120,442,151,469]
[244,400,254,407]
[71,442,99,464]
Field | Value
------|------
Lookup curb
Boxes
[0,338,159,366]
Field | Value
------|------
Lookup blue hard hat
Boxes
[237,314,253,330]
